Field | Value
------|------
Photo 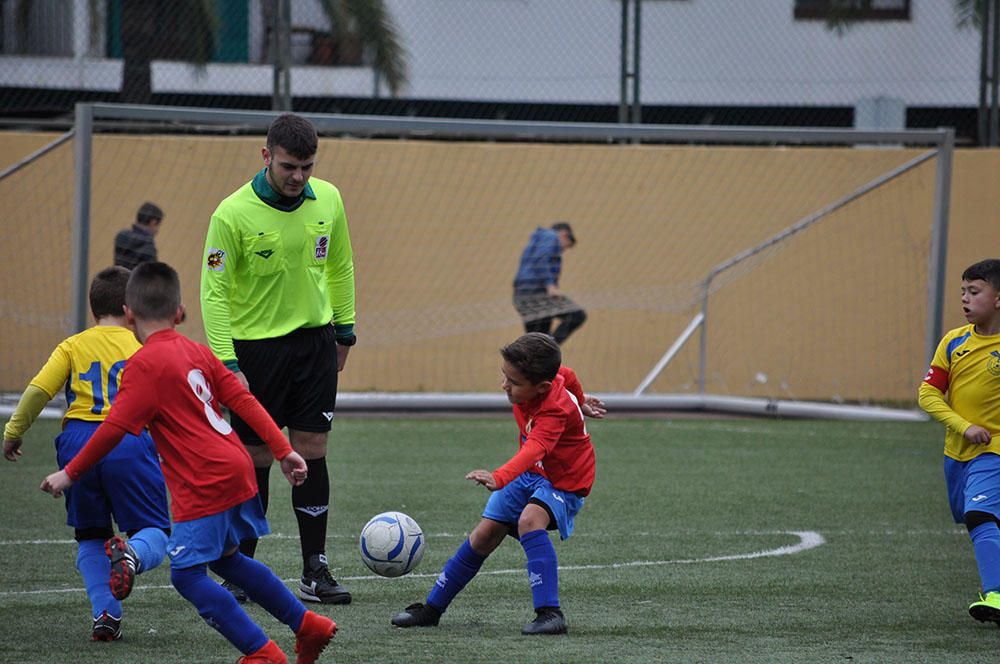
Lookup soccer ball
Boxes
[359,511,426,577]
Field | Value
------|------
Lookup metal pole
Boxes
[924,129,954,370]
[698,280,710,394]
[633,311,704,396]
[271,0,280,110]
[991,0,1000,145]
[272,0,292,111]
[630,0,641,125]
[72,103,93,334]
[0,131,73,182]
[980,0,991,145]
[619,0,629,124]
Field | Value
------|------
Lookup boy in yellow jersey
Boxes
[3,267,170,641]
[919,258,1000,623]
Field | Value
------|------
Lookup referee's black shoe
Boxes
[299,553,352,605]
[521,607,568,635]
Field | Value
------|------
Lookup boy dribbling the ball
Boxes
[392,332,605,635]
[40,262,336,664]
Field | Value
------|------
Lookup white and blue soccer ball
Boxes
[359,511,426,577]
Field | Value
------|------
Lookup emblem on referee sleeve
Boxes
[206,248,226,272]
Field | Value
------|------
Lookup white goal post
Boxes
[46,104,950,419]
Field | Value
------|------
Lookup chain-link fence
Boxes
[0,1,996,143]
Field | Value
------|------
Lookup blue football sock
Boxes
[77,539,122,619]
[171,564,268,655]
[425,538,487,612]
[210,552,306,632]
[127,527,168,574]
[520,529,560,610]
[970,521,1000,594]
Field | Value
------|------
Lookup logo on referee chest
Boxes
[314,234,329,260]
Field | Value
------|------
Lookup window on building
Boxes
[794,0,911,21]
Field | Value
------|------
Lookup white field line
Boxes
[1,530,825,597]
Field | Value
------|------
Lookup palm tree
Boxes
[821,0,996,145]
[315,0,406,95]
[120,0,216,104]
[117,0,407,104]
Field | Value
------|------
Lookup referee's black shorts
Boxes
[231,323,338,445]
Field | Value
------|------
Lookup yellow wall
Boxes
[1,131,998,402]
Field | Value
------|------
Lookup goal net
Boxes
[0,105,952,418]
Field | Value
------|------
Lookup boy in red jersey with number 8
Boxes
[919,258,1000,624]
[41,262,336,664]
[392,332,605,635]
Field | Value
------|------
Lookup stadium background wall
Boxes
[1,132,997,402]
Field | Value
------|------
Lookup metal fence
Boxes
[1,1,997,144]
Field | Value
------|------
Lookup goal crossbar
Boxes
[67,103,953,420]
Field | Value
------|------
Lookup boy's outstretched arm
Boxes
[466,469,497,490]
[279,452,308,487]
[582,394,606,419]
[40,469,73,497]
[40,420,132,497]
[4,385,53,461]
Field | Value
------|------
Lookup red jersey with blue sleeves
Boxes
[492,366,596,496]
[64,329,292,522]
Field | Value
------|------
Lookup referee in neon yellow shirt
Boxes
[200,113,356,606]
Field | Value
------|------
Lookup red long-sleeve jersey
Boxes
[65,329,292,522]
[492,366,595,496]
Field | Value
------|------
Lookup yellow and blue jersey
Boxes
[919,323,1000,462]
[29,325,141,427]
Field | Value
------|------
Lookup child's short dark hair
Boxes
[126,262,181,320]
[136,201,164,225]
[962,259,1000,292]
[501,332,562,384]
[90,266,131,319]
[267,113,318,160]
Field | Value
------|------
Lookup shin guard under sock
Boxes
[171,564,268,655]
[520,529,560,610]
[293,458,330,564]
[425,538,487,612]
[210,552,306,631]
[77,539,122,619]
[126,527,168,573]
[971,521,1000,594]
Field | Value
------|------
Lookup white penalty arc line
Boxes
[0,530,823,597]
[409,529,826,578]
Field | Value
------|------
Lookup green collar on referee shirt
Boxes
[252,168,316,206]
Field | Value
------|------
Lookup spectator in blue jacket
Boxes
[512,222,586,345]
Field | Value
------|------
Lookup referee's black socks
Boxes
[294,457,331,565]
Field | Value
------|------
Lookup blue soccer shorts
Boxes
[482,471,585,541]
[56,420,170,534]
[944,452,1000,523]
[167,497,270,569]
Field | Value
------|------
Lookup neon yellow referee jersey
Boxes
[200,169,356,366]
